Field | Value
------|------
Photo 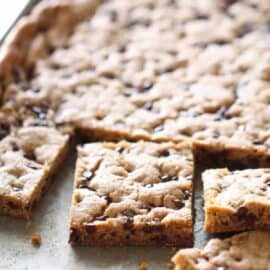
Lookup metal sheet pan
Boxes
[0,2,222,269]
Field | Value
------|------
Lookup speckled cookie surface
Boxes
[2,0,269,155]
[69,141,193,246]
[172,231,270,270]
[202,168,270,233]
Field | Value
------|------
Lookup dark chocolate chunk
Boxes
[122,209,136,217]
[0,123,10,140]
[24,151,36,162]
[116,146,125,154]
[103,195,112,204]
[183,190,191,200]
[161,174,177,182]
[123,218,133,230]
[142,102,153,111]
[141,80,153,91]
[159,149,170,157]
[235,206,256,227]
[85,223,96,233]
[173,199,185,209]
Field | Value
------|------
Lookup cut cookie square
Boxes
[69,141,193,246]
[202,168,270,233]
[172,231,270,270]
[0,126,69,219]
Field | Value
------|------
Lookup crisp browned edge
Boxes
[69,141,194,247]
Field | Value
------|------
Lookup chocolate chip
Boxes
[214,106,231,121]
[118,45,126,53]
[27,163,40,170]
[85,223,96,233]
[141,80,153,91]
[237,23,254,38]
[222,0,237,9]
[69,229,80,244]
[122,210,136,217]
[235,206,256,227]
[116,146,125,154]
[154,124,164,133]
[142,102,153,111]
[183,190,191,200]
[0,123,10,140]
[122,91,132,97]
[161,174,177,182]
[7,201,19,210]
[109,10,118,22]
[127,19,151,28]
[252,139,263,145]
[82,171,93,181]
[213,39,229,46]
[160,66,174,74]
[103,195,112,204]
[24,152,36,162]
[11,143,19,151]
[173,199,185,209]
[159,149,170,157]
[123,218,133,230]
[32,86,41,93]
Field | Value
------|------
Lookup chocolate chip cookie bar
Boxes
[69,141,193,246]
[202,168,270,233]
[172,231,270,270]
[0,126,69,219]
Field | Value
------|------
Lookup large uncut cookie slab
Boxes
[38,0,270,167]
[0,126,69,219]
[69,141,193,246]
[2,1,270,169]
[202,168,270,233]
[172,231,270,270]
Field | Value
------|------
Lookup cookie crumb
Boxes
[31,233,42,247]
[137,261,148,270]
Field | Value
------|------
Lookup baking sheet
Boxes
[0,152,211,270]
[0,2,216,269]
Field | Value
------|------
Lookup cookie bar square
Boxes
[69,141,193,246]
[172,231,270,270]
[202,168,270,233]
[0,126,69,219]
